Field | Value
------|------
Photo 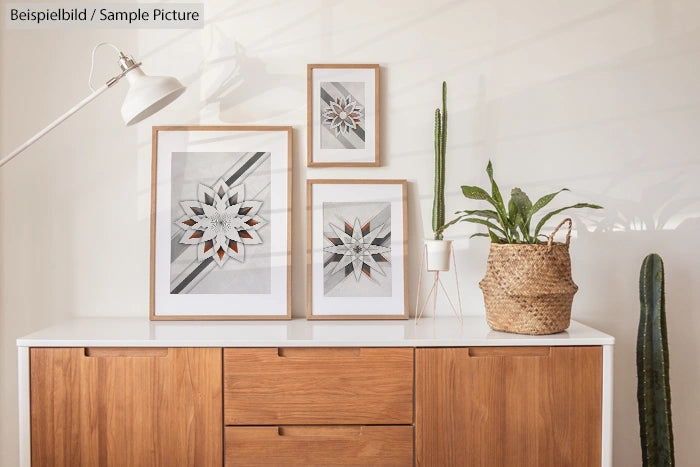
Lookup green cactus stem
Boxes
[432,81,447,239]
[637,253,674,466]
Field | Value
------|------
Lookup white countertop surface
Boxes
[17,317,614,347]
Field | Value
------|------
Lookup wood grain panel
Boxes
[416,346,602,467]
[225,425,413,466]
[224,347,413,425]
[30,347,222,467]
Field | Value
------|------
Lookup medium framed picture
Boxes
[307,179,408,319]
[150,126,292,320]
[307,64,380,167]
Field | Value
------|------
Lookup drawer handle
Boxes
[277,347,361,358]
[277,426,363,437]
[468,347,550,358]
[84,347,169,358]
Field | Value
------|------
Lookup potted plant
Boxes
[453,160,603,334]
[426,81,451,271]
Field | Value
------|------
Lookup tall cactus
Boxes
[637,253,674,466]
[432,81,447,240]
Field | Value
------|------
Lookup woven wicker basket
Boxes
[479,218,578,335]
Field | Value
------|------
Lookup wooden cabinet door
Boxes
[30,347,222,467]
[416,346,602,467]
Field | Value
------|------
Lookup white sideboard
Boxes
[18,317,614,467]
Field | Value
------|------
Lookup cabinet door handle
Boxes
[468,347,550,358]
[277,426,363,437]
[276,347,361,358]
[84,347,169,358]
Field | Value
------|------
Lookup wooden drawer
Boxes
[224,425,414,466]
[224,347,413,425]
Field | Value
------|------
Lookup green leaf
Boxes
[486,161,502,204]
[469,232,491,239]
[508,198,528,242]
[455,209,499,219]
[434,214,465,237]
[485,161,510,238]
[508,197,518,224]
[488,230,505,243]
[486,161,507,225]
[533,203,604,238]
[460,217,506,235]
[461,185,494,202]
[510,188,535,242]
[515,212,531,243]
[529,188,569,220]
[511,188,532,222]
[460,184,511,240]
[510,227,521,243]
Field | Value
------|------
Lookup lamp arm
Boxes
[1,43,184,169]
[0,82,113,169]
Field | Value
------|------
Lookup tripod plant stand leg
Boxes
[414,245,427,324]
[415,242,463,323]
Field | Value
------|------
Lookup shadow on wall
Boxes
[192,27,303,122]
[572,162,700,466]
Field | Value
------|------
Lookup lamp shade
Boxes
[120,67,186,125]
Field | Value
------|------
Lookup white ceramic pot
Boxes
[425,239,453,272]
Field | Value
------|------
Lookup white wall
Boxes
[1,0,699,465]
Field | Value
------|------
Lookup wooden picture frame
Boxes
[150,126,292,320]
[307,64,380,167]
[307,179,408,319]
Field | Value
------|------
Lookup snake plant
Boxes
[443,160,602,243]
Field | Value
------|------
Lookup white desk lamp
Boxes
[0,42,186,168]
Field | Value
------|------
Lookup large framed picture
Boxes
[307,179,408,319]
[307,64,379,167]
[150,126,292,320]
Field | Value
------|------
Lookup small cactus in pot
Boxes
[426,81,452,271]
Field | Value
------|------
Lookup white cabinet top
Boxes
[17,317,614,347]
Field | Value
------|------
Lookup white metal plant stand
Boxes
[415,243,463,323]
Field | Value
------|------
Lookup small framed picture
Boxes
[150,126,292,320]
[307,64,380,167]
[307,179,408,319]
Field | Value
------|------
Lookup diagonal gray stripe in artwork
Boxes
[320,124,355,149]
[170,151,268,294]
[171,257,213,294]
[320,88,366,143]
[226,151,267,187]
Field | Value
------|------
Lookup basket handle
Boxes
[547,218,573,247]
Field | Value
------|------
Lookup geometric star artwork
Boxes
[322,94,364,137]
[322,201,392,297]
[174,177,266,268]
[319,81,366,150]
[324,217,390,282]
